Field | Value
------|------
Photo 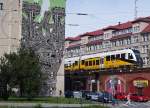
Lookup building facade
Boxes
[65,16,150,96]
[0,0,66,96]
[0,0,22,57]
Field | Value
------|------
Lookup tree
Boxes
[0,48,43,99]
[0,56,12,100]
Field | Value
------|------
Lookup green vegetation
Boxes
[84,105,109,108]
[5,97,93,104]
[0,48,44,100]
[34,104,42,108]
[0,98,109,108]
[0,105,110,108]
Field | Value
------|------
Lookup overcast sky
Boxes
[65,0,150,37]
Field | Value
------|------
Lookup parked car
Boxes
[85,91,93,100]
[81,90,91,99]
[98,92,113,103]
[90,92,103,101]
[130,94,149,102]
[65,91,73,98]
[85,92,102,101]
[73,91,82,98]
[114,93,127,100]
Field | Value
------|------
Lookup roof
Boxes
[65,16,150,42]
[83,29,103,36]
[103,22,132,30]
[132,17,150,23]
[65,36,81,41]
[142,24,150,33]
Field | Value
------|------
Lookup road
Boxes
[109,101,150,108]
[0,101,150,108]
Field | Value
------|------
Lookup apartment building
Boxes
[0,0,22,57]
[65,16,150,67]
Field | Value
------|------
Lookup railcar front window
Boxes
[128,53,133,59]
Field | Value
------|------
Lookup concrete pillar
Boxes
[97,80,100,92]
[55,58,64,97]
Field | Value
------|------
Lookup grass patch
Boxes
[83,105,109,108]
[2,97,93,104]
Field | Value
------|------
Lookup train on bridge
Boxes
[65,49,143,72]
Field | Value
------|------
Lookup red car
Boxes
[130,94,149,102]
[114,93,127,100]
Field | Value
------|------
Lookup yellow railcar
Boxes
[65,49,143,72]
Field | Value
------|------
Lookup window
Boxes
[121,53,126,59]
[133,26,140,32]
[124,39,127,45]
[119,40,123,45]
[89,61,92,66]
[73,63,75,67]
[75,61,78,65]
[133,46,138,50]
[85,61,88,66]
[128,53,133,59]
[142,45,148,53]
[81,60,85,65]
[143,57,149,65]
[142,34,149,42]
[127,38,131,44]
[93,60,95,65]
[111,55,115,60]
[116,54,120,59]
[106,56,110,61]
[112,41,116,46]
[0,3,3,10]
[96,60,100,65]
[133,36,138,43]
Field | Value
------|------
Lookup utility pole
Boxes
[134,0,138,19]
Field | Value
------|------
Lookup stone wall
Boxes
[21,1,65,96]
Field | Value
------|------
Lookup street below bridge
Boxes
[0,101,150,108]
[109,101,150,108]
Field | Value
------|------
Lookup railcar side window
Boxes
[111,55,115,60]
[85,61,88,66]
[81,60,85,65]
[75,61,78,65]
[93,60,95,65]
[106,56,110,61]
[116,54,120,59]
[121,53,125,59]
[64,64,67,68]
[128,53,133,59]
[89,61,92,66]
[96,60,100,65]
